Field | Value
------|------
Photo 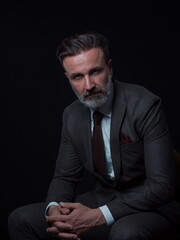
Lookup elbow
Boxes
[151,183,175,204]
[147,179,175,205]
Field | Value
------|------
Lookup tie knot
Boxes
[93,111,104,126]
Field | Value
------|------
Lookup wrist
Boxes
[92,208,107,226]
[48,205,59,216]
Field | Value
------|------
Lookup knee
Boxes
[8,206,32,236]
[108,222,148,240]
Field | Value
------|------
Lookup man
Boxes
[8,31,180,240]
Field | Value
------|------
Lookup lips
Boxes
[85,91,102,99]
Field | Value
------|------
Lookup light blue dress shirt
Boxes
[89,88,115,225]
[46,87,115,225]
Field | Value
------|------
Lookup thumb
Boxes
[61,207,71,215]
[60,202,79,209]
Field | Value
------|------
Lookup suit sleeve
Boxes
[45,109,84,205]
[106,94,176,220]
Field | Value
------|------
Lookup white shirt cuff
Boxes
[99,205,115,225]
[45,201,59,218]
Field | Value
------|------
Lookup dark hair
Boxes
[56,31,109,66]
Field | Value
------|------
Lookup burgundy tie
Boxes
[92,111,106,177]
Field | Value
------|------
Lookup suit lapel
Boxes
[78,80,127,181]
[79,107,94,171]
[110,81,126,182]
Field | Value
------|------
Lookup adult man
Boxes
[8,31,180,240]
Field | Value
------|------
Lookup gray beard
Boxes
[72,78,112,110]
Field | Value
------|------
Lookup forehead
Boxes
[63,48,105,74]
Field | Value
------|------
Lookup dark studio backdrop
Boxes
[0,1,180,239]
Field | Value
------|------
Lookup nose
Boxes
[84,76,95,90]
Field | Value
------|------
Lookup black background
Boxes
[0,1,180,239]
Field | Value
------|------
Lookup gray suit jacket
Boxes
[46,80,180,226]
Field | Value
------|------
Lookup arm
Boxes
[107,95,176,220]
[45,109,84,239]
[45,109,84,205]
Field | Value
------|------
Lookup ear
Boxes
[108,59,113,68]
[108,59,113,75]
[64,72,69,79]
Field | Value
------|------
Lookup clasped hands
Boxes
[46,202,106,239]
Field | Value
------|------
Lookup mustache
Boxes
[83,87,105,97]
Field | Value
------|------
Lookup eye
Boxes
[92,69,99,74]
[90,68,101,75]
[71,74,83,80]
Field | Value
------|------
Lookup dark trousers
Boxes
[8,191,179,240]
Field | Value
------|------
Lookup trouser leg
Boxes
[8,202,55,240]
[108,211,178,240]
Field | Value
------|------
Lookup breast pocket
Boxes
[120,139,145,184]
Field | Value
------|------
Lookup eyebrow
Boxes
[69,66,104,78]
[89,66,103,73]
[69,72,83,78]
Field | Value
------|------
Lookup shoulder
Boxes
[64,99,83,114]
[62,99,89,123]
[114,80,161,105]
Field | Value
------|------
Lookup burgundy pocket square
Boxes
[120,133,132,144]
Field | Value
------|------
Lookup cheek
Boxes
[96,73,110,88]
[70,81,84,94]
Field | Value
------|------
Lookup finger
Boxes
[53,221,74,232]
[46,226,59,234]
[60,207,71,215]
[57,231,79,240]
[47,222,73,233]
[60,202,80,209]
[46,215,67,223]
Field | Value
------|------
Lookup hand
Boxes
[48,204,71,216]
[46,204,80,239]
[47,202,106,238]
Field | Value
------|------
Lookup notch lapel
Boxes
[110,82,126,182]
[79,107,94,171]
